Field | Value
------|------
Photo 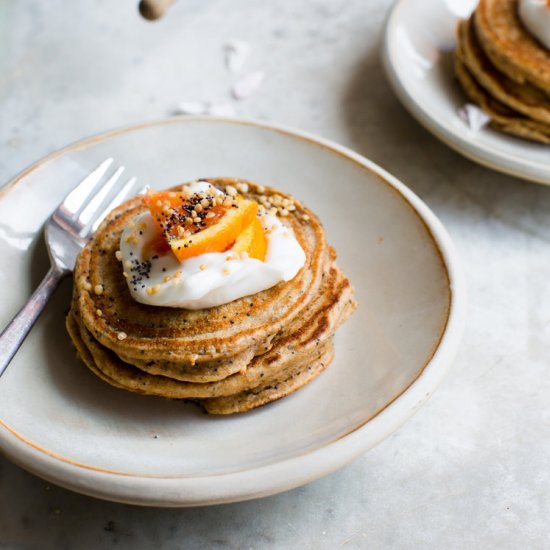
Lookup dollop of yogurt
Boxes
[519,0,550,50]
[119,182,306,309]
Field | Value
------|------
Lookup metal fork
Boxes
[0,158,143,377]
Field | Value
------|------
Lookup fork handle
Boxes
[0,267,66,377]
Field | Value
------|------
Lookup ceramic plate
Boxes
[0,117,465,506]
[383,0,550,185]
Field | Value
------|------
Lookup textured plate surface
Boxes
[383,0,550,184]
[0,117,465,506]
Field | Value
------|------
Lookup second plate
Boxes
[383,0,550,185]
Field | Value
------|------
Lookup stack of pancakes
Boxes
[67,178,356,414]
[455,0,550,143]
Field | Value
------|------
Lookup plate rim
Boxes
[382,0,550,186]
[0,116,467,506]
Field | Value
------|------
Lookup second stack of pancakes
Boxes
[455,0,550,143]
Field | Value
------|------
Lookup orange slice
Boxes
[143,233,171,258]
[169,198,258,262]
[232,217,267,261]
[144,191,259,262]
[144,191,227,240]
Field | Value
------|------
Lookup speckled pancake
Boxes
[67,177,357,414]
[457,17,550,124]
[201,343,335,415]
[67,312,335,415]
[118,254,351,383]
[474,0,550,92]
[68,262,354,400]
[73,179,329,372]
[455,57,550,144]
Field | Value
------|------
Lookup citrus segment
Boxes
[232,217,267,261]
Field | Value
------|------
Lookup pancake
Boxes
[116,254,350,383]
[454,56,550,143]
[67,177,357,414]
[201,342,335,415]
[69,262,354,400]
[474,0,550,92]
[74,180,328,368]
[457,17,550,124]
[67,311,335,415]
[117,347,256,383]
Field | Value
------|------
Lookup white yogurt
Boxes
[119,183,306,309]
[519,0,550,50]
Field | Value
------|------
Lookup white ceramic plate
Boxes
[0,117,465,506]
[383,0,550,185]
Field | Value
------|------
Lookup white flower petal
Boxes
[175,101,209,115]
[458,103,491,132]
[232,71,265,100]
